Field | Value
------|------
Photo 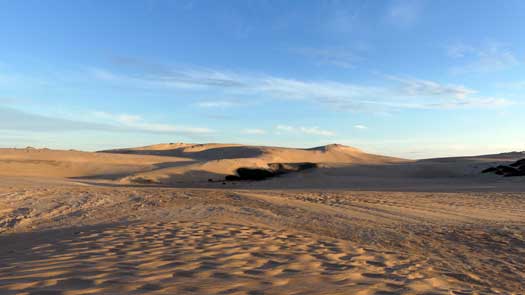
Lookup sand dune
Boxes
[2,144,525,191]
[0,147,190,179]
[106,142,403,164]
[1,143,525,294]
[2,144,525,192]
[1,143,405,185]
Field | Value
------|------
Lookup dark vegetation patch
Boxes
[225,162,318,181]
[129,177,158,184]
[482,159,525,177]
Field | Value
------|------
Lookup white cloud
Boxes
[0,107,113,132]
[92,111,213,134]
[354,124,367,129]
[300,127,335,136]
[89,66,244,90]
[447,42,519,74]
[425,97,510,109]
[90,63,511,111]
[276,125,335,137]
[275,125,294,133]
[1,107,215,137]
[389,76,476,99]
[195,101,237,108]
[241,128,267,135]
[386,76,510,109]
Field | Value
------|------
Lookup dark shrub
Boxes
[482,167,498,173]
[224,162,318,181]
[236,168,276,180]
[225,175,241,181]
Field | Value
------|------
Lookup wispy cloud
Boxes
[0,106,214,137]
[88,65,245,90]
[276,125,335,137]
[194,100,239,108]
[89,61,511,111]
[0,107,113,132]
[389,76,476,99]
[92,111,213,134]
[447,42,519,74]
[354,124,367,130]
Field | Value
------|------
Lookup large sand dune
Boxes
[2,143,525,191]
[0,143,405,186]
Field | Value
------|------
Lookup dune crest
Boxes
[2,143,525,191]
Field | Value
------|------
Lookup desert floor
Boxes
[0,178,524,295]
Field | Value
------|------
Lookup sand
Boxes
[1,143,524,294]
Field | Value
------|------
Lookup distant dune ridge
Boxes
[0,143,399,182]
[1,142,525,190]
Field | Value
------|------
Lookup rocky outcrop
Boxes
[482,159,525,177]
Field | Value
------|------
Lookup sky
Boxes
[1,0,524,159]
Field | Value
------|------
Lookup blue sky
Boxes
[1,0,524,158]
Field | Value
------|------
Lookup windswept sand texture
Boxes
[0,221,457,295]
[1,144,525,294]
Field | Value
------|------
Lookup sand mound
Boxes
[103,142,400,163]
[104,143,405,185]
[0,148,189,179]
[1,143,404,185]
[5,143,525,190]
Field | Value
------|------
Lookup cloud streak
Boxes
[0,107,112,132]
[89,62,511,112]
[92,111,213,134]
[194,101,239,108]
[0,106,213,136]
[447,42,519,74]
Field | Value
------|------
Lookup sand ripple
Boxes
[0,221,460,295]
